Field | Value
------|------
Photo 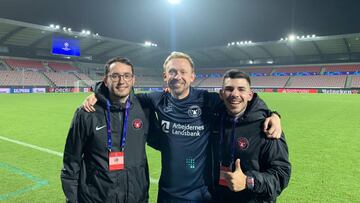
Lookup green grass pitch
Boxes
[0,92,359,202]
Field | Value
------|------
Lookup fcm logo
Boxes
[161,120,170,133]
[188,105,202,118]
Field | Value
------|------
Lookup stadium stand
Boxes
[76,62,103,77]
[193,77,207,87]
[43,72,82,87]
[272,66,321,76]
[0,70,49,87]
[4,58,47,71]
[0,62,8,70]
[197,75,290,88]
[243,67,273,76]
[197,67,273,77]
[135,75,164,87]
[198,77,222,87]
[73,72,96,86]
[288,75,347,88]
[251,76,289,88]
[1,57,360,90]
[350,76,360,88]
[324,64,360,75]
[47,62,79,72]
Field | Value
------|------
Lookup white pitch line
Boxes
[0,135,159,184]
[0,135,63,157]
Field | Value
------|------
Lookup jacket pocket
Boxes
[126,164,149,202]
[82,166,119,202]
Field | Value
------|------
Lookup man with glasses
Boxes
[83,52,282,202]
[61,57,152,203]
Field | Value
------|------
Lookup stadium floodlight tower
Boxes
[168,0,181,5]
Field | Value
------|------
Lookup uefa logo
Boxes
[62,42,71,51]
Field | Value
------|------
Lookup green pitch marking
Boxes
[0,163,48,201]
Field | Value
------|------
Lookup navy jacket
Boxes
[211,94,291,203]
[61,84,150,203]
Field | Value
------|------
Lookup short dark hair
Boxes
[222,69,251,86]
[105,57,134,75]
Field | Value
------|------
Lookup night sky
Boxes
[1,0,360,50]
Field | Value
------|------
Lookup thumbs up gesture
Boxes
[223,159,247,192]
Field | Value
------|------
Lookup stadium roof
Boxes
[1,17,360,68]
[1,0,360,68]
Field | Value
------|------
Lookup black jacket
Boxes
[211,93,291,203]
[61,85,150,203]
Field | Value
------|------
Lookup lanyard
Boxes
[219,113,238,166]
[105,98,131,152]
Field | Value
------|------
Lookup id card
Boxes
[109,151,124,171]
[219,166,231,187]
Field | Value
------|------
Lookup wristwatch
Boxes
[246,176,255,190]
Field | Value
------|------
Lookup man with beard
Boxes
[83,52,282,202]
[61,57,151,203]
[213,69,290,202]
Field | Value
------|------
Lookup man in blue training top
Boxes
[83,52,282,202]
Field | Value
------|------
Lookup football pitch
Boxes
[0,92,359,202]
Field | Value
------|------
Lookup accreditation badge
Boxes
[219,165,231,187]
[109,151,124,171]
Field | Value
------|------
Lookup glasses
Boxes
[108,73,133,82]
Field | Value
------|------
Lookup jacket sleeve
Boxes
[245,133,291,200]
[60,108,88,203]
[136,93,162,150]
[144,106,162,151]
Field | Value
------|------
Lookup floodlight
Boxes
[50,24,55,28]
[288,34,296,41]
[312,34,316,37]
[55,25,60,29]
[144,41,152,46]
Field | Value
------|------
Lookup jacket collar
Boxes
[94,81,134,111]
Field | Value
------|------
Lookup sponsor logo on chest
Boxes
[161,120,204,137]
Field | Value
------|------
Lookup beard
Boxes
[109,85,131,103]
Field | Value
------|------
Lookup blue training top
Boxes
[138,87,220,201]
